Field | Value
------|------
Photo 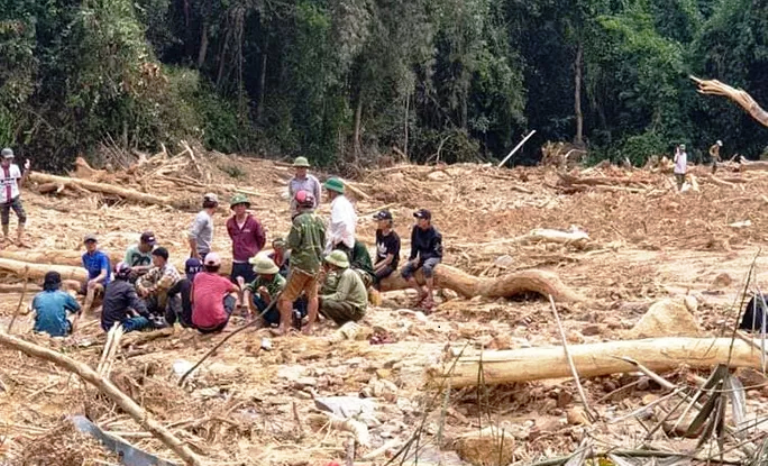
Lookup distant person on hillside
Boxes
[277,190,326,336]
[372,210,401,284]
[401,209,442,311]
[226,194,266,288]
[31,271,82,338]
[81,233,111,313]
[101,263,152,333]
[324,177,357,257]
[191,253,240,333]
[123,231,156,278]
[188,193,218,261]
[0,148,30,247]
[709,140,723,174]
[288,157,321,218]
[674,144,687,191]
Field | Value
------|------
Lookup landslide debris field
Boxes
[4,149,768,466]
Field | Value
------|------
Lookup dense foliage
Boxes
[0,0,766,170]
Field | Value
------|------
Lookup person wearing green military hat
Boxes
[318,250,367,326]
[324,177,357,258]
[226,193,265,291]
[244,256,288,327]
[288,157,321,217]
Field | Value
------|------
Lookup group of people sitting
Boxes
[29,156,445,338]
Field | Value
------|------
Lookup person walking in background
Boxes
[227,193,266,288]
[0,148,30,247]
[324,177,356,257]
[188,193,218,261]
[674,144,687,191]
[288,157,321,217]
[709,140,723,174]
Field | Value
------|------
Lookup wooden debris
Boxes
[378,266,585,303]
[29,171,174,206]
[629,298,701,338]
[428,337,764,388]
[0,257,87,283]
[0,331,202,466]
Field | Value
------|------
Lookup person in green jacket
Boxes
[319,250,367,326]
[349,239,375,288]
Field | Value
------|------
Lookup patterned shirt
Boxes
[287,210,326,275]
[138,264,182,294]
[246,273,286,298]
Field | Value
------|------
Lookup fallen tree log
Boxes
[378,265,585,303]
[512,228,591,249]
[557,172,647,187]
[0,331,202,465]
[427,337,764,388]
[29,172,173,206]
[0,258,87,283]
[739,156,768,172]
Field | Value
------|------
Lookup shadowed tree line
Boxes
[0,0,766,170]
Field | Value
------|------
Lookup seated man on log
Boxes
[191,253,240,333]
[244,256,307,328]
[372,210,401,284]
[81,233,111,313]
[31,271,82,337]
[136,247,181,320]
[123,231,156,278]
[278,190,326,336]
[0,148,30,247]
[268,237,291,278]
[401,209,442,311]
[319,251,367,326]
[165,258,202,329]
[101,263,152,333]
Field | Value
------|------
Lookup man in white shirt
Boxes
[323,177,356,257]
[0,148,30,246]
[673,144,687,191]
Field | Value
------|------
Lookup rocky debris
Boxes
[566,406,592,426]
[629,298,701,338]
[453,426,516,466]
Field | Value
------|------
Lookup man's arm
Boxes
[254,220,266,251]
[19,162,30,185]
[430,232,444,259]
[93,256,109,284]
[321,272,352,302]
[313,177,321,208]
[188,215,203,257]
[374,253,395,271]
[127,288,149,317]
[64,294,82,314]
[408,228,418,261]
[287,219,302,251]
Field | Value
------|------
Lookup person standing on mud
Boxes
[188,193,218,261]
[709,140,723,174]
[324,177,357,257]
[226,193,266,287]
[288,157,321,217]
[674,144,687,191]
[0,148,30,247]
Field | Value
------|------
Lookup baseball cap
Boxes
[151,247,169,260]
[203,193,219,204]
[413,209,431,221]
[204,252,222,267]
[185,257,202,280]
[83,233,97,243]
[140,231,156,245]
[1,148,14,159]
[374,210,393,221]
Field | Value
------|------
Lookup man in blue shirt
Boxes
[81,233,111,313]
[32,271,82,337]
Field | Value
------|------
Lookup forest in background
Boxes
[0,0,766,171]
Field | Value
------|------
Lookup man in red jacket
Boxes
[227,194,266,290]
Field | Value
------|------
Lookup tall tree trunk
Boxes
[197,22,209,69]
[574,42,584,145]
[256,49,267,121]
[404,94,410,159]
[353,92,363,161]
[216,28,232,89]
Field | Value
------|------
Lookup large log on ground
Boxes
[427,337,762,388]
[28,172,173,206]
[378,265,585,303]
[0,258,87,283]
[557,172,646,187]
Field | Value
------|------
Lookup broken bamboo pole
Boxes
[427,337,765,388]
[378,266,585,303]
[0,331,202,465]
[0,257,88,283]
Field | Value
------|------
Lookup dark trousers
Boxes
[165,279,193,328]
[231,262,256,285]
[253,295,307,325]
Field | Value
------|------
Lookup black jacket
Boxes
[101,279,148,331]
[408,226,443,261]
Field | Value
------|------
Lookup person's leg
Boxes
[319,299,359,326]
[121,316,150,333]
[421,258,441,309]
[275,271,306,335]
[83,283,103,314]
[0,201,10,242]
[253,295,280,326]
[401,262,427,306]
[11,197,27,246]
[303,275,319,335]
